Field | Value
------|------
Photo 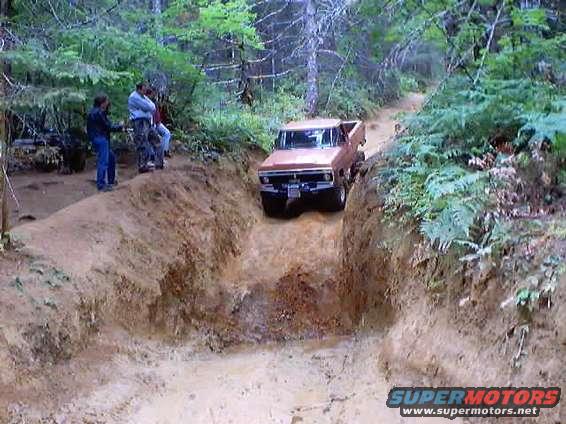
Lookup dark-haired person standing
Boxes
[87,95,124,192]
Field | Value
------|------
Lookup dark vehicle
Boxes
[11,128,88,173]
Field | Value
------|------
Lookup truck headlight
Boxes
[324,172,332,181]
[261,176,269,184]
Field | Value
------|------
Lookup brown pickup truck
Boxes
[258,118,366,215]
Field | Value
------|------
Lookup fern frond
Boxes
[421,202,482,251]
[425,166,486,199]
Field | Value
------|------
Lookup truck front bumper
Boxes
[258,168,337,198]
[260,182,335,198]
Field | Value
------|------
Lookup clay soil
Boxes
[6,158,140,228]
[2,93,540,424]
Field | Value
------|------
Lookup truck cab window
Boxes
[276,128,336,149]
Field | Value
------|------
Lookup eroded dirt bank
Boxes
[0,151,356,421]
[8,93,547,423]
[343,153,566,423]
[0,96,437,423]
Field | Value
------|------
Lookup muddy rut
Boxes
[2,94,452,424]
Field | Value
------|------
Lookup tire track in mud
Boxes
[219,210,347,340]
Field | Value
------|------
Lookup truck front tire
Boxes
[261,193,286,216]
[351,150,366,179]
[322,183,347,212]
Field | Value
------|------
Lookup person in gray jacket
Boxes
[128,82,156,172]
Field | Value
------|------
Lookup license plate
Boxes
[287,184,301,198]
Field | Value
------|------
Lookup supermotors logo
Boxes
[386,387,561,419]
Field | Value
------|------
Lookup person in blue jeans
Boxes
[86,95,124,191]
[128,83,156,173]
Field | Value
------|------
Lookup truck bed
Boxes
[343,120,365,149]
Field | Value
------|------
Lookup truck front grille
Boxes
[268,172,328,184]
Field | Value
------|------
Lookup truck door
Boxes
[339,125,355,162]
[338,124,355,179]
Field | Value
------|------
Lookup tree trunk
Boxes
[152,0,163,43]
[305,0,318,116]
[0,0,12,242]
[152,0,162,14]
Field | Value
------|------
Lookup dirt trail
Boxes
[78,336,442,424]
[362,92,424,158]
[2,95,444,423]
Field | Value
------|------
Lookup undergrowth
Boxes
[177,90,305,153]
[179,73,405,153]
[382,77,566,257]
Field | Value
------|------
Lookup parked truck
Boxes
[258,118,366,215]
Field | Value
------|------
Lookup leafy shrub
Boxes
[383,76,565,252]
[399,74,420,94]
[321,82,376,119]
[182,91,304,152]
[252,90,305,136]
[519,99,566,158]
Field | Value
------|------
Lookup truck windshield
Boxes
[276,128,337,149]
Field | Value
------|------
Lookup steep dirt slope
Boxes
[0,98,439,423]
[343,146,566,424]
[0,149,262,418]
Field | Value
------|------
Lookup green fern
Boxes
[425,166,486,199]
[383,74,563,252]
[519,110,566,155]
[420,202,482,252]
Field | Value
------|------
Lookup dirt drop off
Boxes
[0,97,433,423]
[3,93,563,423]
[0,149,366,421]
[6,93,559,423]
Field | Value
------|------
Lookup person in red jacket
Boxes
[149,90,172,158]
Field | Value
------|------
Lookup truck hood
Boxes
[259,147,341,172]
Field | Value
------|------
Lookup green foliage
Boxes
[2,17,194,124]
[252,91,305,136]
[384,72,565,252]
[191,109,266,148]
[399,74,420,93]
[2,0,242,129]
[183,91,304,152]
[516,287,539,309]
[420,203,480,251]
[519,100,566,157]
[322,82,376,119]
[485,33,565,80]
[1,44,130,85]
[167,0,261,47]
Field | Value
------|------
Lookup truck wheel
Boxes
[69,148,87,173]
[322,182,347,212]
[351,151,366,180]
[261,193,286,217]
